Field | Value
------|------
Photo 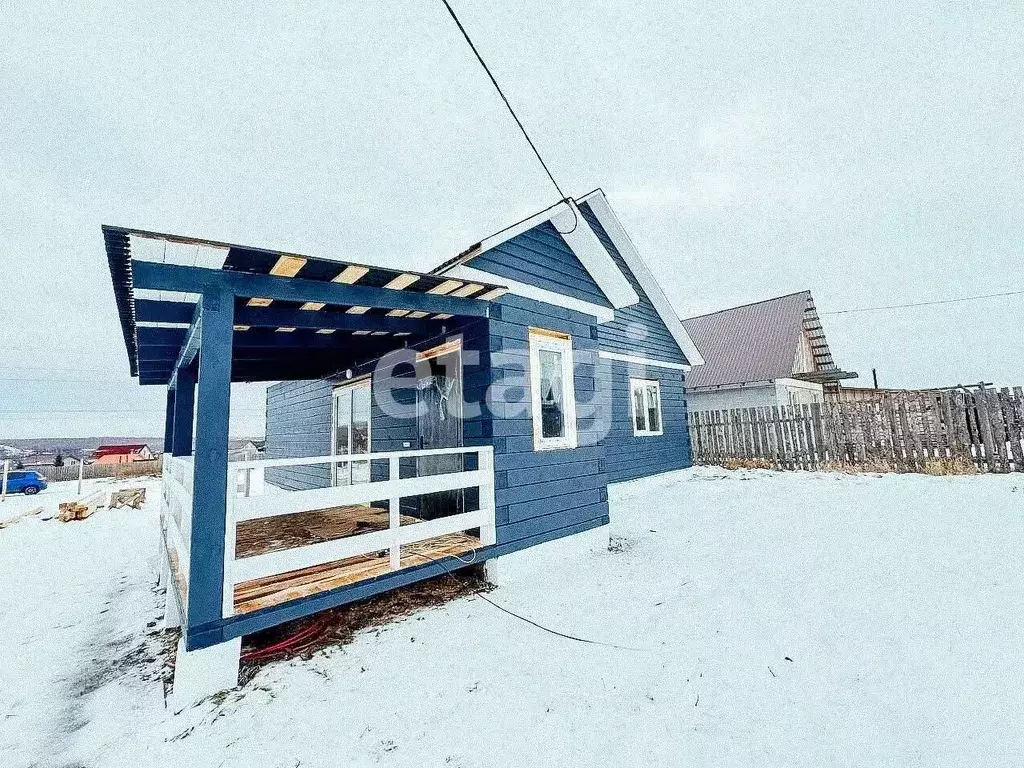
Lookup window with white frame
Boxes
[528,329,578,450]
[630,378,663,436]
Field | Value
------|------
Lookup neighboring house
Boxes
[21,452,63,468]
[100,188,704,706]
[682,290,856,412]
[92,443,155,464]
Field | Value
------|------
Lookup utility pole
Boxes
[872,368,879,389]
[77,457,84,496]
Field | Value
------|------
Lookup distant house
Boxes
[682,290,857,412]
[92,443,155,464]
[21,452,63,468]
[229,439,266,461]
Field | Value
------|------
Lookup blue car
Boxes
[3,470,48,495]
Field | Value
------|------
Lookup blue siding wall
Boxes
[470,221,613,309]
[599,360,692,482]
[578,202,688,365]
[265,321,490,492]
[487,294,610,549]
[265,379,333,490]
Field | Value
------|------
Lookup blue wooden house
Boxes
[102,188,703,707]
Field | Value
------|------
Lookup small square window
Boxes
[529,329,578,450]
[630,378,663,436]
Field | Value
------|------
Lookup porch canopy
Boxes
[102,225,508,648]
[102,225,507,386]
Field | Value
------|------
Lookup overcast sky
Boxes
[2,1,1022,440]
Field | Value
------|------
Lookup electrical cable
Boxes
[438,0,578,236]
[822,289,1024,316]
[418,547,646,652]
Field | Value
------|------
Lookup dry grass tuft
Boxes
[921,456,981,476]
[721,458,776,471]
[821,459,901,474]
[239,567,488,681]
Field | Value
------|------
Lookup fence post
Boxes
[388,455,401,570]
[77,458,84,496]
[478,448,497,546]
[1,459,8,502]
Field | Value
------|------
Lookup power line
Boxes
[822,289,1024,316]
[0,408,266,415]
[439,0,568,205]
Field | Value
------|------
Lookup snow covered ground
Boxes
[2,468,1023,767]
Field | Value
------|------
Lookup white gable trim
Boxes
[579,190,706,367]
[598,350,691,372]
[476,201,567,254]
[550,201,639,309]
[445,265,615,322]
[446,200,639,311]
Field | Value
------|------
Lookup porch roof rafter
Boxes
[103,224,507,386]
[132,261,491,318]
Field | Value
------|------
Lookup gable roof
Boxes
[577,190,705,367]
[682,291,842,390]
[432,190,704,366]
[93,443,149,457]
[433,199,639,310]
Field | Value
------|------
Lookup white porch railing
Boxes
[221,446,496,618]
[161,455,194,601]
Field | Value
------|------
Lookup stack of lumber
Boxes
[0,506,44,530]
[108,487,147,509]
[58,490,105,522]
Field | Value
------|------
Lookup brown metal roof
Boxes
[682,291,827,390]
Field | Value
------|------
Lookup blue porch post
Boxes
[171,369,196,456]
[185,286,234,647]
[163,387,176,455]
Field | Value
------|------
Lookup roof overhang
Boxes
[577,189,705,367]
[791,369,860,384]
[433,198,640,312]
[103,226,509,386]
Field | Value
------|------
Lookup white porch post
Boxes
[388,455,401,570]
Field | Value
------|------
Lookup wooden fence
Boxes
[28,456,164,483]
[688,386,1024,473]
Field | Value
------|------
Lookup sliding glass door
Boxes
[332,380,371,486]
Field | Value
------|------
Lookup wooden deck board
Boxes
[236,504,403,559]
[232,504,481,615]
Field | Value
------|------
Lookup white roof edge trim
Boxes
[579,190,706,367]
[476,201,569,254]
[551,200,639,309]
[446,265,615,322]
[597,351,691,372]
[455,200,639,311]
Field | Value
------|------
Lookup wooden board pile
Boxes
[108,487,147,509]
[0,506,44,530]
[58,490,105,522]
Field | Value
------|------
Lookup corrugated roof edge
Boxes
[102,226,139,378]
[683,289,812,323]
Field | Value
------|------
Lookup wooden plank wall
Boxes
[688,385,1024,473]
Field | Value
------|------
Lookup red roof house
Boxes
[92,443,155,464]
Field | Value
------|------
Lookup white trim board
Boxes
[550,201,638,309]
[440,200,639,311]
[129,233,229,271]
[578,190,706,367]
[445,265,615,322]
[598,351,691,372]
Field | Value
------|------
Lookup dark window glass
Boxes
[539,349,565,439]
[633,388,646,431]
[647,386,661,432]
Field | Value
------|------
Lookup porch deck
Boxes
[233,505,481,614]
